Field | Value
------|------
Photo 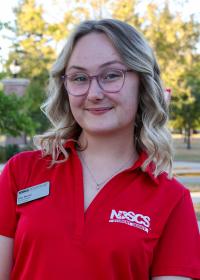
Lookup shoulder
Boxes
[155,172,190,207]
[0,150,53,192]
[139,152,188,199]
[8,149,43,166]
[5,150,51,177]
[158,172,187,192]
[143,160,188,198]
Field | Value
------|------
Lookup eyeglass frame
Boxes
[61,68,133,96]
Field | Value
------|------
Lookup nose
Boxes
[86,76,104,101]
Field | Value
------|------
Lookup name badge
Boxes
[17,182,50,205]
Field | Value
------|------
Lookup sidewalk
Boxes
[174,161,200,202]
[0,163,4,172]
[0,164,4,172]
[173,161,200,175]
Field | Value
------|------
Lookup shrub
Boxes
[0,144,34,163]
[0,146,6,162]
[5,144,21,161]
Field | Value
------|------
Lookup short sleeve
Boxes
[0,159,17,238]
[151,189,200,279]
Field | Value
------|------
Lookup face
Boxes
[66,32,139,137]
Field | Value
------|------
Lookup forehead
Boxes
[67,32,123,71]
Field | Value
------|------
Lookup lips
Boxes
[85,107,113,114]
[85,107,113,111]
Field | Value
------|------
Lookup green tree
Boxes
[4,0,58,137]
[111,0,142,28]
[22,81,50,134]
[0,90,36,136]
[0,21,12,77]
[171,54,200,148]
[5,0,56,82]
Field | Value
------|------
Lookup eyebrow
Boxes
[67,60,125,71]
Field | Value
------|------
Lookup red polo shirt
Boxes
[0,141,200,280]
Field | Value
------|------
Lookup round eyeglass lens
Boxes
[99,69,124,92]
[66,73,89,96]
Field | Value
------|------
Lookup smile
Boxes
[85,107,113,114]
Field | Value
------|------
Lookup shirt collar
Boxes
[130,151,159,185]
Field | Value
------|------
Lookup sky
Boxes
[0,0,200,71]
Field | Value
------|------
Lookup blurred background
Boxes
[0,0,200,222]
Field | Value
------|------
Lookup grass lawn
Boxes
[173,134,200,162]
[173,133,200,190]
[194,203,200,220]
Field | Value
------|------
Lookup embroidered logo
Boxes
[109,209,151,233]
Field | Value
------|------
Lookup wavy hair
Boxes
[34,18,173,177]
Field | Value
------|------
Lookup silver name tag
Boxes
[17,182,50,205]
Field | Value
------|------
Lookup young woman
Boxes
[0,19,200,280]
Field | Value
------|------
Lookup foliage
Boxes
[171,55,200,148]
[0,90,36,136]
[0,72,7,80]
[111,0,142,28]
[2,0,59,136]
[0,144,34,162]
[4,144,20,161]
[5,0,56,83]
[0,146,6,162]
[22,80,50,134]
[0,21,11,31]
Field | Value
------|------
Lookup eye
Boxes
[101,70,122,82]
[68,73,88,83]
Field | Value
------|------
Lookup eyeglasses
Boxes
[61,68,132,96]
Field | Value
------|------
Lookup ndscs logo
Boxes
[109,209,151,233]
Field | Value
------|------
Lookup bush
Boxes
[5,144,21,161]
[0,144,34,163]
[0,146,6,162]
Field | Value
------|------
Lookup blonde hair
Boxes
[34,18,173,178]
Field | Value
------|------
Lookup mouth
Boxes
[86,107,113,111]
[85,107,113,114]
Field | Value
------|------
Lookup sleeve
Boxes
[151,189,200,279]
[0,159,18,238]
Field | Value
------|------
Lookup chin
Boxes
[83,125,121,136]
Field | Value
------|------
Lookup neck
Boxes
[78,128,137,161]
[78,129,138,189]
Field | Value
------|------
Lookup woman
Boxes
[0,19,200,280]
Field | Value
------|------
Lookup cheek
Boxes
[121,84,139,113]
[127,81,139,113]
[118,87,139,123]
[68,96,86,127]
[123,100,138,123]
[68,96,84,118]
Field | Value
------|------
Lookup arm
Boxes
[152,277,192,279]
[0,235,14,280]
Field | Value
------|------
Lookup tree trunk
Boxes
[23,133,27,145]
[184,128,187,143]
[186,127,191,149]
